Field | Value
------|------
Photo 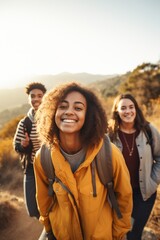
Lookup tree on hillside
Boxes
[119,63,160,111]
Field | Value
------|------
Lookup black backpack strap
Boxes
[23,116,32,136]
[143,124,152,145]
[23,116,33,154]
[40,145,55,196]
[143,124,154,157]
[19,116,33,172]
[96,134,122,219]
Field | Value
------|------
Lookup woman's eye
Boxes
[59,105,67,109]
[75,107,81,111]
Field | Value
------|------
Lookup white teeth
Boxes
[63,119,76,123]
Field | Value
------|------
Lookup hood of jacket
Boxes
[27,108,35,122]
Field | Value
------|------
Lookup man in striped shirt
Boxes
[13,82,47,238]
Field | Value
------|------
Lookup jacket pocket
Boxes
[145,177,158,199]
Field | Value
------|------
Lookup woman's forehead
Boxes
[118,98,134,106]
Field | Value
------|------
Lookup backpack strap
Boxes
[23,116,32,136]
[40,145,55,196]
[96,134,112,185]
[23,116,33,153]
[19,116,33,172]
[144,124,152,145]
[91,160,97,197]
[96,134,122,219]
[143,124,153,157]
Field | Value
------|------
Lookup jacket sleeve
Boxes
[111,143,133,240]
[13,119,32,154]
[34,149,53,232]
[150,124,160,184]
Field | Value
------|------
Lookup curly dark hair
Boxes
[36,82,108,147]
[25,82,47,95]
[108,93,149,141]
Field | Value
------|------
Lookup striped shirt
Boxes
[13,110,40,163]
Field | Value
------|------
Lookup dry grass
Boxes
[0,191,42,240]
[0,138,23,194]
[145,186,160,234]
[0,191,22,230]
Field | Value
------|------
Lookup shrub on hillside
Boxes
[0,193,19,230]
[0,138,23,191]
[0,138,19,167]
[0,115,23,139]
[0,201,18,230]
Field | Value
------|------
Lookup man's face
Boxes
[28,89,44,110]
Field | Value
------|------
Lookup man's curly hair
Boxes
[36,82,108,147]
[25,82,47,95]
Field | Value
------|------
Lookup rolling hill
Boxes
[0,72,116,112]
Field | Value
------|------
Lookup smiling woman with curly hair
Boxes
[34,82,132,240]
[36,82,107,147]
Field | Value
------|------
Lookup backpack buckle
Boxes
[106,181,113,189]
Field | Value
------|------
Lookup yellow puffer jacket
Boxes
[34,139,132,240]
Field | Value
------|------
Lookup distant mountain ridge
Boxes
[23,72,116,90]
[0,72,116,112]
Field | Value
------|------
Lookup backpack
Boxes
[40,134,122,219]
[143,124,153,156]
[23,116,32,136]
[20,116,33,171]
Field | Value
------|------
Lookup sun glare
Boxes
[0,0,160,89]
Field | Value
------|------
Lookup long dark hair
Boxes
[108,93,149,141]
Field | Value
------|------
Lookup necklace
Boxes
[122,132,135,156]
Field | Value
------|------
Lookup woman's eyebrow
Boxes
[74,101,85,106]
[61,100,85,106]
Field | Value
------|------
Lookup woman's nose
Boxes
[64,106,74,114]
[125,108,130,113]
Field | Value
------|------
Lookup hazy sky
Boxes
[0,0,160,88]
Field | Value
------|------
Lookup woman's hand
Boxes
[21,132,30,147]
